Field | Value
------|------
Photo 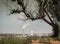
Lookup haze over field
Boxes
[0,0,52,34]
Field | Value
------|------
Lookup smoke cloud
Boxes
[22,19,32,29]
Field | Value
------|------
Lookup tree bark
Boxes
[52,24,59,38]
[43,18,59,39]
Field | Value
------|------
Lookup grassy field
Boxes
[0,37,32,44]
[0,36,60,44]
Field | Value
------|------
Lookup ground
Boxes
[31,38,60,44]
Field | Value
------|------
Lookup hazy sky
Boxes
[0,0,52,34]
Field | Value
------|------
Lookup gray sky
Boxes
[0,0,52,34]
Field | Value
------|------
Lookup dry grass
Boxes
[31,37,60,44]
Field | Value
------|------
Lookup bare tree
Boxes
[10,0,60,40]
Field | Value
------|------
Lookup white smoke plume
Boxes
[18,12,28,20]
[22,19,32,29]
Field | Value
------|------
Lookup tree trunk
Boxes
[52,24,59,37]
[43,18,60,40]
[58,25,60,40]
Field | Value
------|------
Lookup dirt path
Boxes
[31,39,60,44]
[50,39,60,44]
[31,40,40,44]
